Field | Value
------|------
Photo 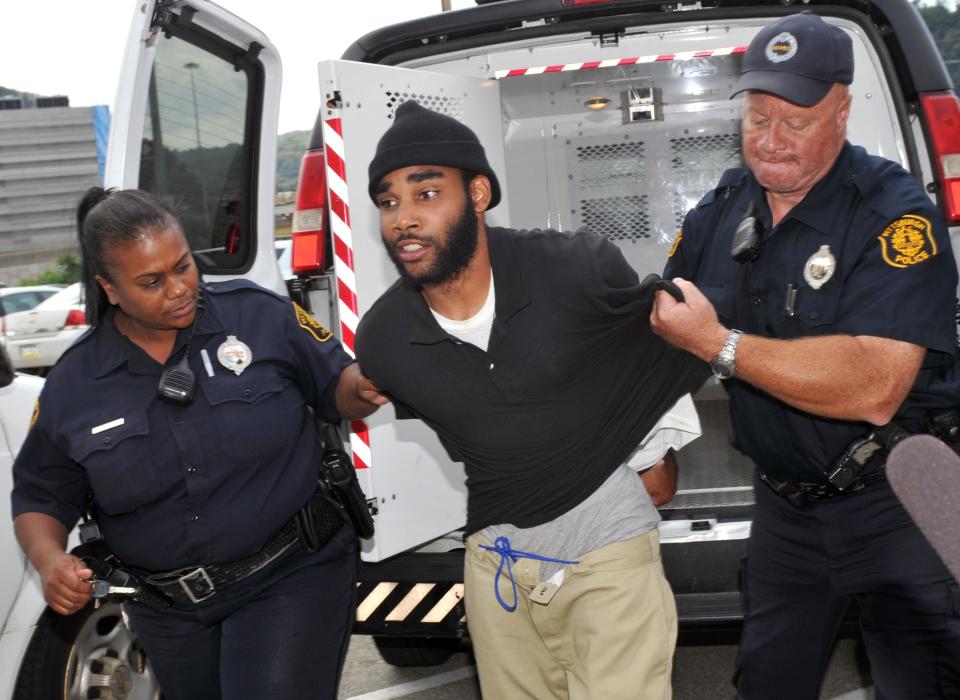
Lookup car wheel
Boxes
[372,635,461,667]
[13,601,161,700]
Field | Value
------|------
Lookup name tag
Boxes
[91,418,125,435]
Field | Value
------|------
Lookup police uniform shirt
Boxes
[666,141,960,483]
[356,227,709,534]
[11,281,353,572]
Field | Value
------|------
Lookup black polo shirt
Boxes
[11,281,352,571]
[356,227,708,533]
[666,141,960,482]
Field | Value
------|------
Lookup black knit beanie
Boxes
[367,101,501,209]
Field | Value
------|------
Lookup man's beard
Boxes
[382,199,479,288]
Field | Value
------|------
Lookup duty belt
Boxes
[134,488,343,605]
[758,467,888,508]
[758,422,910,508]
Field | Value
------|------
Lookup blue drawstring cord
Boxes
[478,536,580,612]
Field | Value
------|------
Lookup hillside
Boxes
[276,130,310,192]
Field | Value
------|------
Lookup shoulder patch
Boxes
[878,214,938,269]
[668,228,683,258]
[29,398,39,431]
[293,302,333,342]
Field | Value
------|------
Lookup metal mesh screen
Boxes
[669,133,740,172]
[579,194,651,242]
[669,132,741,233]
[385,92,464,120]
[576,142,646,188]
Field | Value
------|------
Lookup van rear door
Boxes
[315,60,510,561]
[106,0,285,292]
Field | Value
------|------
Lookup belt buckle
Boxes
[178,567,215,603]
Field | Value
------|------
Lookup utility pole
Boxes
[184,61,209,223]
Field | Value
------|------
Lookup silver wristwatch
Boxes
[710,329,743,380]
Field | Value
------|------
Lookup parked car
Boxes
[0,286,63,338]
[3,283,87,373]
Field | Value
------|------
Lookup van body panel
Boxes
[316,59,509,560]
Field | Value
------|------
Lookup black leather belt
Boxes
[134,489,342,605]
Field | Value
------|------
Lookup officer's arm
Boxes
[651,279,924,425]
[14,512,93,615]
[335,363,390,421]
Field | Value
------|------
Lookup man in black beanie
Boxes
[355,100,708,699]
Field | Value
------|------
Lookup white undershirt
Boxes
[430,273,496,351]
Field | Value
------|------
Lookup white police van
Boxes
[3,0,959,693]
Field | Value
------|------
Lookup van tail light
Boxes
[919,91,960,224]
[291,148,329,275]
[64,309,86,327]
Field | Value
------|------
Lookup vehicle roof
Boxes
[342,0,951,100]
[0,285,63,297]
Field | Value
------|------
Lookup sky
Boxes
[2,0,472,133]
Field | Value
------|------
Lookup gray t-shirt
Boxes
[479,462,658,581]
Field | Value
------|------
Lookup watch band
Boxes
[710,329,743,379]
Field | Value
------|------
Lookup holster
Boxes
[825,423,909,490]
[318,423,376,539]
[926,407,960,449]
[294,486,347,552]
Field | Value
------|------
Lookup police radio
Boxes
[731,202,763,263]
[157,294,204,406]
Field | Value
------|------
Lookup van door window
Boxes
[139,29,259,273]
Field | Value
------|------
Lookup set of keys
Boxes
[89,578,139,609]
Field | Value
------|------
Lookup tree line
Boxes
[917,1,960,86]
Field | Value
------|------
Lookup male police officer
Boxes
[652,12,960,698]
[356,101,707,699]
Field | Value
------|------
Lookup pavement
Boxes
[338,636,874,699]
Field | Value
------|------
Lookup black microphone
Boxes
[157,294,204,406]
[887,435,960,580]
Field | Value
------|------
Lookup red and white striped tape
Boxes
[494,46,746,79]
[323,117,372,471]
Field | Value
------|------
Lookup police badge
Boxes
[217,335,253,376]
[803,245,836,290]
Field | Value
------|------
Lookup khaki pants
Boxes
[464,529,677,700]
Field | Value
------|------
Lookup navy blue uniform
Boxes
[666,142,960,698]
[11,280,358,700]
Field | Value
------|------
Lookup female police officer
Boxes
[11,188,386,699]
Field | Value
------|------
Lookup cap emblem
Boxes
[765,32,798,63]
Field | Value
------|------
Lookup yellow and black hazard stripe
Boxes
[353,580,466,636]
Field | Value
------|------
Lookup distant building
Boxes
[0,99,109,282]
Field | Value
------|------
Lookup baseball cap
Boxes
[730,12,853,107]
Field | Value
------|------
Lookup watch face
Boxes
[710,357,734,380]
[710,362,733,379]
